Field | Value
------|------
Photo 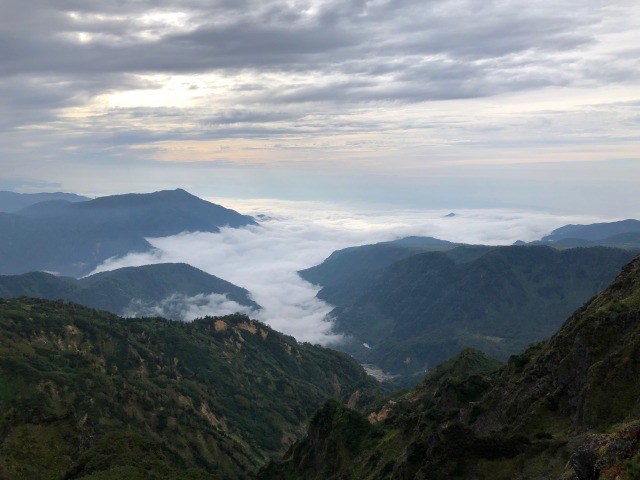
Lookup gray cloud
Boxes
[1,1,631,100]
[1,0,638,206]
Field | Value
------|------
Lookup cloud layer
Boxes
[123,292,257,321]
[91,201,602,344]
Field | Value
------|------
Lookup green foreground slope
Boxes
[0,298,378,479]
[263,254,640,480]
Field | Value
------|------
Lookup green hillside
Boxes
[298,237,470,306]
[262,254,640,479]
[310,245,637,375]
[0,297,379,479]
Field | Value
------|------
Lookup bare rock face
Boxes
[367,401,396,423]
[569,450,598,480]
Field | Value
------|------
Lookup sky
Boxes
[1,0,639,216]
[89,201,604,344]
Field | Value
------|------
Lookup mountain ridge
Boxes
[0,189,256,277]
[542,219,640,243]
[311,243,638,376]
[0,263,259,319]
[0,191,90,213]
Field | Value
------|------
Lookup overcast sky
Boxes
[1,0,639,216]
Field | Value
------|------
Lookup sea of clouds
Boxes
[90,199,605,345]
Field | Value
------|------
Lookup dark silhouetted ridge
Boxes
[0,190,89,213]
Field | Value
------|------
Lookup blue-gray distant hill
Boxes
[0,190,89,213]
[301,237,639,379]
[542,219,640,242]
[0,263,259,319]
[519,219,640,248]
[0,189,256,277]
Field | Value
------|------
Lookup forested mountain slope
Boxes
[262,254,640,479]
[305,244,637,375]
[0,298,378,479]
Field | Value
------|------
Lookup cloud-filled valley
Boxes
[91,200,604,344]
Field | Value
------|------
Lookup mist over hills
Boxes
[0,263,259,320]
[1,189,640,479]
[4,253,640,479]
[0,189,256,277]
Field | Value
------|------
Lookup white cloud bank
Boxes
[123,292,257,321]
[91,200,606,344]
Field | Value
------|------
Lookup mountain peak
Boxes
[1,189,256,277]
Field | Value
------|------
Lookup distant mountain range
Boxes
[301,227,640,378]
[541,218,640,242]
[0,189,256,277]
[515,218,640,248]
[0,297,379,478]
[264,253,640,479]
[0,190,90,213]
[0,263,259,319]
